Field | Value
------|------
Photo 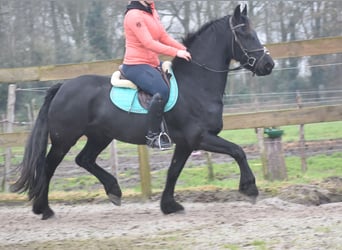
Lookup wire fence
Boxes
[1,58,340,129]
[1,89,341,133]
[223,89,342,113]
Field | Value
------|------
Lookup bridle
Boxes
[190,16,269,74]
[229,16,269,74]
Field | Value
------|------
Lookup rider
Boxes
[122,1,191,149]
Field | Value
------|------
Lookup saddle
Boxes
[111,61,172,109]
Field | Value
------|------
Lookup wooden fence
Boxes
[1,105,341,148]
[1,36,342,196]
[0,36,341,83]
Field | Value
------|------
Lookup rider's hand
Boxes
[176,50,192,61]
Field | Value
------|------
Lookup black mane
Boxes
[182,16,229,47]
[182,15,252,47]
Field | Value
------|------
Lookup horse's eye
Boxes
[249,35,257,41]
[236,29,250,38]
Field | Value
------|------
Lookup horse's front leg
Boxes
[161,144,192,214]
[199,133,259,197]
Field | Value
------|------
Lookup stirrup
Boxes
[146,132,172,150]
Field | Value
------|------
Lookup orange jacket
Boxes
[123,3,186,67]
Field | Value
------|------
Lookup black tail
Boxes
[11,83,63,200]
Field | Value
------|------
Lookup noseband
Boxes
[229,16,269,74]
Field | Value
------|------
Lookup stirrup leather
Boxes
[146,132,172,150]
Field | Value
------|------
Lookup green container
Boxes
[264,128,284,138]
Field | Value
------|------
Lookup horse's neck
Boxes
[188,44,231,96]
[191,42,230,69]
[189,18,232,80]
[176,17,233,99]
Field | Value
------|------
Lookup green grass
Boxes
[42,152,341,194]
[250,240,267,250]
[1,121,341,198]
[50,175,99,191]
[1,121,341,166]
[219,121,342,144]
[151,161,240,190]
[128,152,342,194]
[223,244,240,250]
[1,152,341,202]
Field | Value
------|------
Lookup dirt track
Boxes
[1,196,342,250]
[1,140,341,249]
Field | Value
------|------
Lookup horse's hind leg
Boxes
[161,144,192,214]
[33,143,72,220]
[76,137,122,205]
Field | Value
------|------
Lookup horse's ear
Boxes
[242,4,247,16]
[233,4,241,21]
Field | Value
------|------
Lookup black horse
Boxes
[12,5,274,220]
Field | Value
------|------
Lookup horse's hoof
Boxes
[41,208,55,220]
[161,200,184,214]
[239,181,259,197]
[108,194,121,206]
[32,207,42,215]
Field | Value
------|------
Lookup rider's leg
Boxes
[145,93,171,149]
[121,64,169,100]
[121,64,171,149]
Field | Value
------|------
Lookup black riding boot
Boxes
[146,93,172,150]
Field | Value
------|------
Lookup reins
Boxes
[190,59,243,73]
[189,16,268,75]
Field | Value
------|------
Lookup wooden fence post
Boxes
[263,129,288,181]
[3,148,12,192]
[205,152,214,181]
[6,84,16,133]
[256,128,268,177]
[296,90,307,172]
[1,114,5,133]
[138,145,152,199]
[2,84,16,192]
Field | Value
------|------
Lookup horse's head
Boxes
[230,5,274,76]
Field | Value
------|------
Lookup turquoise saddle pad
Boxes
[110,69,178,114]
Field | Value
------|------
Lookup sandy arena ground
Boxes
[1,196,341,250]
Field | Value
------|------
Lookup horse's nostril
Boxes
[265,62,274,72]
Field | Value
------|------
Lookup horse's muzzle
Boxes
[255,54,274,76]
